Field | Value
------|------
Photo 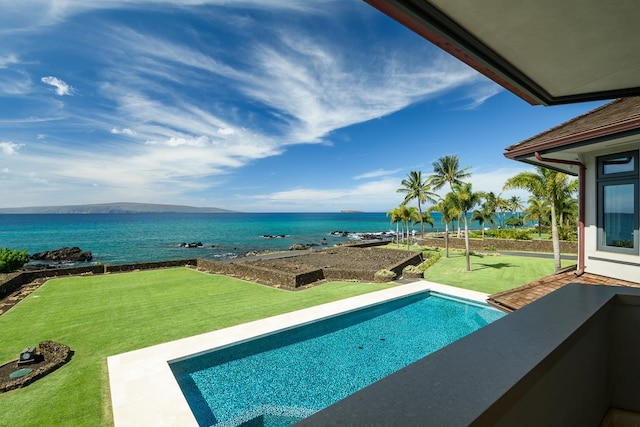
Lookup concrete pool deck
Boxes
[107,281,492,427]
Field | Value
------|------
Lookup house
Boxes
[504,97,640,285]
[299,2,640,426]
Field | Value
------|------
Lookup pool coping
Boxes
[107,281,492,426]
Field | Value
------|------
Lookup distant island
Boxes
[0,202,235,214]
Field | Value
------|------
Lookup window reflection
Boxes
[603,156,634,175]
[603,183,635,249]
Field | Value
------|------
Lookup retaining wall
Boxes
[195,258,324,289]
[0,259,197,300]
[418,237,577,253]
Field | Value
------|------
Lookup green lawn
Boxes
[423,250,558,294]
[0,268,394,427]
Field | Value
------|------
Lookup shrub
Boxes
[374,269,396,283]
[483,246,496,251]
[0,247,30,273]
[505,217,523,227]
[512,229,532,240]
[558,225,578,241]
[419,252,442,271]
[402,265,423,279]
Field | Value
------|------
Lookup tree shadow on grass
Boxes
[473,262,516,271]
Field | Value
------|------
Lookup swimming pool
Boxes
[169,292,504,427]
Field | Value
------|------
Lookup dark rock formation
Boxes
[31,247,92,262]
[289,243,318,251]
[179,242,203,248]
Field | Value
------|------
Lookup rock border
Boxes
[0,340,73,394]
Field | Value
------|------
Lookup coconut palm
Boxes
[396,205,421,250]
[450,183,482,271]
[504,166,574,271]
[471,203,496,239]
[496,196,510,228]
[482,192,500,229]
[386,207,403,247]
[397,171,438,237]
[430,155,472,237]
[428,194,459,258]
[509,195,524,218]
[429,155,472,191]
[555,180,578,226]
[414,211,435,234]
[523,196,548,238]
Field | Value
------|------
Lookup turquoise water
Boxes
[0,211,522,264]
[0,211,473,264]
[0,212,396,264]
[170,292,505,427]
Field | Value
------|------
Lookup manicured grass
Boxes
[0,268,394,427]
[423,250,557,294]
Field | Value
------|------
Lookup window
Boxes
[597,151,639,254]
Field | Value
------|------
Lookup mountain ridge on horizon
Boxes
[0,202,236,214]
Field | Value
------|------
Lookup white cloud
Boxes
[110,127,136,136]
[41,76,74,96]
[0,141,24,155]
[2,167,9,173]
[0,53,19,68]
[353,169,402,180]
[0,69,32,95]
[0,1,507,210]
[0,0,327,34]
[248,177,402,212]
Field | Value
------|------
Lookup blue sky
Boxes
[0,0,604,212]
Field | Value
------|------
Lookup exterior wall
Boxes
[583,141,640,283]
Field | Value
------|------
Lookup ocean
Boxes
[0,211,502,265]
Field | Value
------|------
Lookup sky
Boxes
[0,0,606,212]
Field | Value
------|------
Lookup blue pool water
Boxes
[170,292,505,427]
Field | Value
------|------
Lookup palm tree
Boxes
[414,211,435,234]
[509,195,524,218]
[504,166,573,271]
[386,207,402,247]
[450,183,481,271]
[396,204,420,250]
[430,155,471,237]
[483,192,500,229]
[555,180,578,226]
[471,203,496,239]
[429,155,472,191]
[496,196,510,228]
[523,196,548,238]
[428,194,459,258]
[397,171,438,237]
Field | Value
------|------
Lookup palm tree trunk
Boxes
[444,223,450,258]
[464,217,471,271]
[550,204,561,271]
[418,201,425,238]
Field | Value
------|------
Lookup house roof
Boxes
[364,0,640,106]
[502,97,640,174]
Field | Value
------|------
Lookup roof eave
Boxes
[504,117,640,160]
[364,0,640,106]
